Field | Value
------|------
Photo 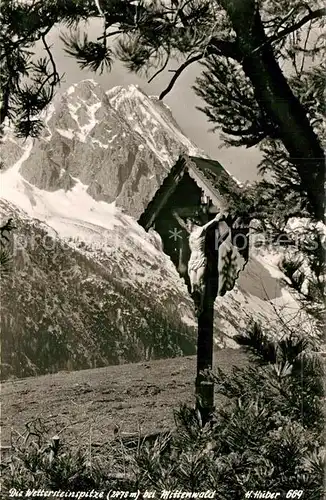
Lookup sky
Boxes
[42,22,262,182]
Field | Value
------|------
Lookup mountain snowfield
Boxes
[0,80,311,379]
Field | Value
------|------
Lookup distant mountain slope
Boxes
[0,81,310,380]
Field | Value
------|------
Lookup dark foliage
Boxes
[0,217,16,276]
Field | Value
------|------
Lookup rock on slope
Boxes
[0,81,308,380]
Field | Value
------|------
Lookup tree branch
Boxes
[158,38,240,100]
[148,53,170,83]
[159,53,203,99]
[0,83,11,126]
[207,37,241,60]
[97,29,123,40]
[41,33,61,98]
[266,7,326,46]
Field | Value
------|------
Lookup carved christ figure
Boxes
[172,210,225,315]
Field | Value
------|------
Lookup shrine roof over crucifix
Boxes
[138,154,240,230]
[138,154,250,299]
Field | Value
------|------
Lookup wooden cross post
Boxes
[195,226,219,425]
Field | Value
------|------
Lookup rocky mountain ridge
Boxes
[4,80,204,218]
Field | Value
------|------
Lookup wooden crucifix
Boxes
[172,208,232,423]
[138,155,250,425]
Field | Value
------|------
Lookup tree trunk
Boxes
[220,0,325,221]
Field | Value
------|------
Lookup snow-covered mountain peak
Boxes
[66,78,103,96]
[105,83,151,107]
[106,83,205,159]
[1,81,205,217]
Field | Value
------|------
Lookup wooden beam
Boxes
[194,234,219,424]
[185,157,228,212]
[195,302,215,423]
